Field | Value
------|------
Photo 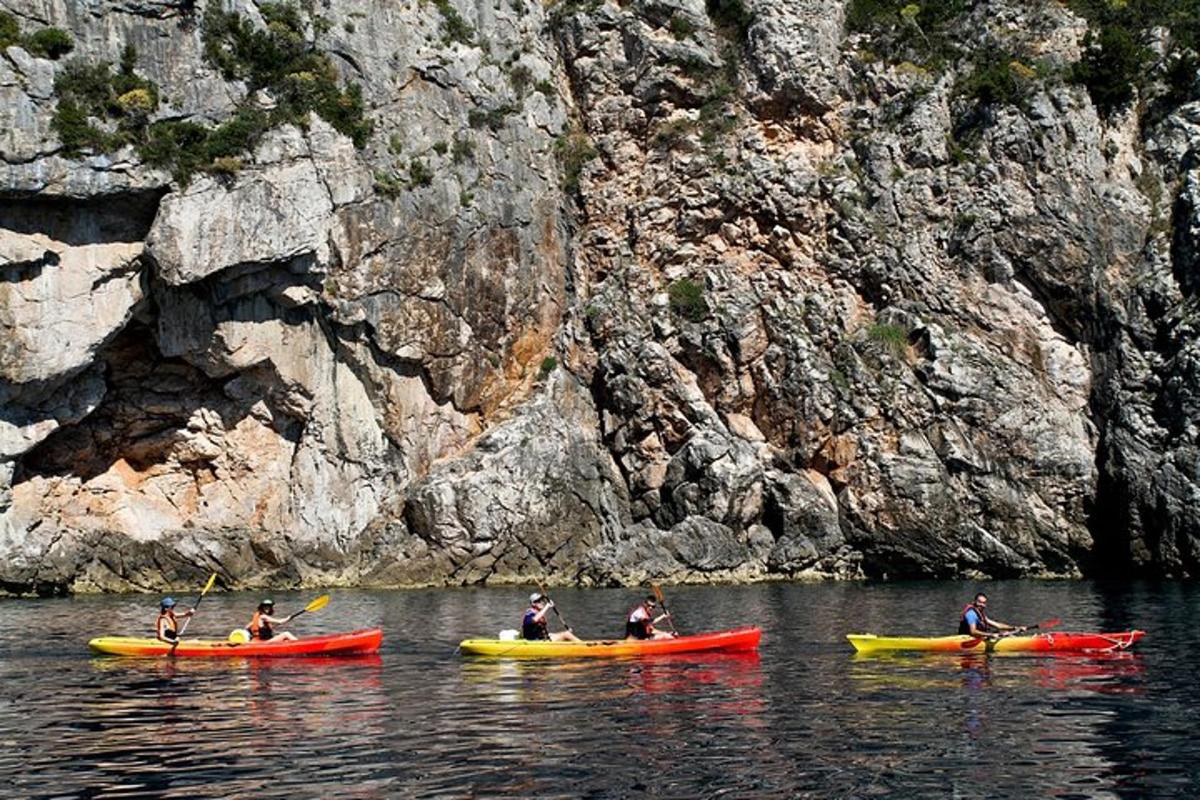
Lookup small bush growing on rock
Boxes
[508,63,533,96]
[555,127,597,193]
[451,135,475,163]
[374,170,404,198]
[434,0,475,46]
[0,12,19,48]
[538,356,557,380]
[867,322,910,359]
[652,116,697,150]
[409,158,434,187]
[25,27,74,59]
[202,3,372,146]
[845,0,968,69]
[209,155,244,175]
[668,278,708,322]
[468,104,518,131]
[669,14,699,41]
[1069,24,1148,115]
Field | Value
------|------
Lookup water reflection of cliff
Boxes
[63,656,388,798]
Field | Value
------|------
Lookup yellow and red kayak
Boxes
[88,628,383,657]
[847,630,1144,655]
[459,626,762,658]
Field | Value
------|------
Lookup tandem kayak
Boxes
[88,628,383,657]
[847,630,1144,655]
[459,626,762,658]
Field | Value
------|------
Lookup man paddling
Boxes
[522,593,580,641]
[156,597,194,643]
[625,594,675,640]
[959,592,1026,639]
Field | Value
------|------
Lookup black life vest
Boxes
[522,607,548,640]
[958,603,992,635]
[157,612,178,641]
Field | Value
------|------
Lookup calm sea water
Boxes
[0,580,1195,798]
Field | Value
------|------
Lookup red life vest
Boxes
[959,603,991,635]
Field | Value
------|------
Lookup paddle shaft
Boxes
[177,573,217,637]
[537,582,572,632]
[652,584,679,636]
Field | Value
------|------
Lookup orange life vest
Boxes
[248,610,274,640]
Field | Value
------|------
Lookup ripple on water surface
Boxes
[0,581,1197,797]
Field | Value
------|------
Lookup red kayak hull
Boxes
[459,626,762,657]
[89,628,383,657]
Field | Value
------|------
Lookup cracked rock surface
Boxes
[1,0,1198,594]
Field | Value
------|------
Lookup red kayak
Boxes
[88,628,383,657]
[459,626,762,657]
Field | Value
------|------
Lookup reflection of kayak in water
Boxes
[847,631,1144,654]
[88,629,383,657]
[459,627,762,658]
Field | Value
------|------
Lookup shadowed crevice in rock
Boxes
[13,321,264,485]
[0,190,167,245]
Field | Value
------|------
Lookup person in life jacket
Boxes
[959,592,1026,639]
[156,597,194,643]
[245,599,298,642]
[625,594,674,640]
[521,593,580,641]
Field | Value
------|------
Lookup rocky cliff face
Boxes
[1,0,1196,594]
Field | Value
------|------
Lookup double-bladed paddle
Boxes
[288,594,331,622]
[176,572,218,638]
[960,617,1062,649]
[651,584,680,636]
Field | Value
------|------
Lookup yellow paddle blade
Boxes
[201,572,218,595]
[304,594,331,613]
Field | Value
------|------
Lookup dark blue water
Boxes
[0,580,1195,798]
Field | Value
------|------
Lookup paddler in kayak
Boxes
[246,599,298,642]
[522,593,580,641]
[156,597,195,643]
[625,594,675,640]
[959,592,1026,639]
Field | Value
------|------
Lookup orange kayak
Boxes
[88,628,383,657]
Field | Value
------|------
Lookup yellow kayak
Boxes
[459,627,761,658]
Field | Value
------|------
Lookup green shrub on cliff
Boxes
[668,278,708,322]
[25,27,74,59]
[201,3,371,147]
[555,127,597,194]
[0,13,74,59]
[1065,0,1200,115]
[0,12,19,48]
[52,53,159,155]
[846,0,969,69]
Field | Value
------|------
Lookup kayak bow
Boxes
[89,628,383,657]
[459,626,762,658]
[847,630,1145,655]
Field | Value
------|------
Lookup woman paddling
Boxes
[155,597,194,643]
[625,594,675,640]
[246,599,298,642]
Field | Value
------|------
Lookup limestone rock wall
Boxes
[1,0,1197,593]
